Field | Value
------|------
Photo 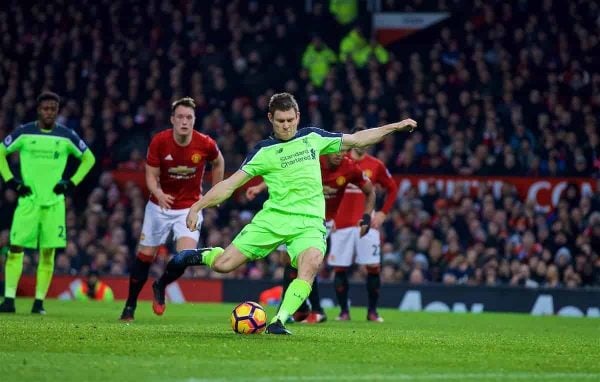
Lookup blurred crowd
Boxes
[0,0,599,288]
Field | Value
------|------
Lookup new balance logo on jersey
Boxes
[164,154,174,161]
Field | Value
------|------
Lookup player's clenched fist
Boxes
[395,119,417,133]
[6,178,32,197]
[245,185,262,201]
[53,179,75,195]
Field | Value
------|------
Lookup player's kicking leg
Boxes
[152,247,223,315]
[152,237,199,315]
[169,243,300,335]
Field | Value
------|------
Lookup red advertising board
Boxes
[394,175,596,212]
[15,275,223,303]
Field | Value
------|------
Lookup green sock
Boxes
[4,250,24,298]
[35,249,55,300]
[203,247,224,268]
[273,279,312,324]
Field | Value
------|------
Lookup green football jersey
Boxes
[3,121,89,206]
[241,127,343,219]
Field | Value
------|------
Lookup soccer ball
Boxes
[230,301,267,334]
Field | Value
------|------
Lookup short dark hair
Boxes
[37,91,60,105]
[268,93,299,115]
[171,97,196,114]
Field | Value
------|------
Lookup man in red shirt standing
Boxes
[120,97,224,321]
[246,151,375,323]
[328,126,399,322]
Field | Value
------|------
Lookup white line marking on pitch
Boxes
[179,372,600,382]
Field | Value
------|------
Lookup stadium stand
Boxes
[0,0,598,288]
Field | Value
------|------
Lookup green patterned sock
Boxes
[35,249,55,300]
[273,279,312,324]
[203,247,225,268]
[4,250,24,298]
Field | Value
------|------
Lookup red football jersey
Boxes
[146,129,219,209]
[320,156,368,221]
[334,153,398,229]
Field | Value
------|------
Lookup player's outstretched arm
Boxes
[186,170,253,231]
[341,119,417,150]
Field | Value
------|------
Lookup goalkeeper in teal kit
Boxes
[155,92,416,334]
[0,92,95,314]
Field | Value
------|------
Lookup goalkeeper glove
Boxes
[6,178,32,197]
[53,179,75,195]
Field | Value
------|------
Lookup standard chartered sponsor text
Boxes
[280,149,312,168]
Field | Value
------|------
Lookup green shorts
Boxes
[10,198,66,249]
[232,209,327,268]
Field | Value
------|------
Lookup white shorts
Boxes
[139,201,203,247]
[327,227,381,267]
[325,220,335,239]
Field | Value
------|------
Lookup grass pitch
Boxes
[0,299,598,382]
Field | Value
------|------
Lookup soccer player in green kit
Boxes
[0,92,95,314]
[159,92,416,334]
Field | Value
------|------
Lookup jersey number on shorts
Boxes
[58,225,65,239]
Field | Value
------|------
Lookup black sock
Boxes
[157,249,207,288]
[334,270,349,312]
[308,280,323,313]
[125,257,151,308]
[157,257,187,287]
[282,264,296,294]
[2,297,15,305]
[366,273,381,312]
